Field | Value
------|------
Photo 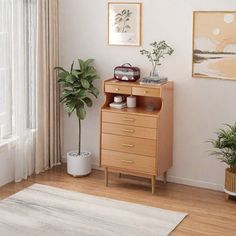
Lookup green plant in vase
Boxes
[140,41,174,79]
[55,59,100,177]
[208,123,236,196]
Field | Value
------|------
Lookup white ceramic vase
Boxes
[67,151,92,177]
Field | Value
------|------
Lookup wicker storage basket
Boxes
[225,168,236,193]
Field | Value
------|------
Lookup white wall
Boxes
[59,0,236,191]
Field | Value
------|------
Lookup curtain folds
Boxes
[0,0,61,181]
[8,0,36,181]
[35,0,61,173]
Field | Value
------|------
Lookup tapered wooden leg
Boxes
[151,176,156,194]
[163,171,167,184]
[119,173,122,178]
[105,168,108,187]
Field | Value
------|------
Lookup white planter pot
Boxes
[67,151,92,177]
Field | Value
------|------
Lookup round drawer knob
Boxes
[115,88,120,91]
[144,90,148,94]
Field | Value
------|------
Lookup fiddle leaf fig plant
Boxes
[55,58,100,155]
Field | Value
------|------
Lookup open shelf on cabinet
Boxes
[101,89,163,117]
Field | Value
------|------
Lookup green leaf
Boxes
[60,91,73,102]
[81,79,90,89]
[58,71,68,78]
[78,89,87,98]
[71,70,83,77]
[59,81,71,88]
[65,101,76,116]
[89,86,99,98]
[83,97,93,107]
[86,66,96,73]
[73,81,82,88]
[65,74,74,84]
[78,59,85,71]
[58,71,69,83]
[87,75,100,83]
[76,99,84,109]
[83,59,94,69]
[76,107,86,120]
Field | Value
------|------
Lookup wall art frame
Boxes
[192,11,236,81]
[108,2,142,46]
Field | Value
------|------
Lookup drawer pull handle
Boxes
[121,129,135,133]
[144,90,148,94]
[115,88,120,91]
[123,117,135,122]
[121,160,134,164]
[121,143,134,147]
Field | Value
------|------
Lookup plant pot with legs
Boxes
[209,123,236,199]
[55,58,100,177]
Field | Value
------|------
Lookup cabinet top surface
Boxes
[104,78,173,89]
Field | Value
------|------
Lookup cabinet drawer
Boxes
[102,111,157,128]
[101,150,156,174]
[105,84,131,95]
[102,122,156,140]
[132,87,160,97]
[102,133,156,157]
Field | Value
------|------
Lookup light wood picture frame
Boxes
[108,2,142,46]
[192,11,236,80]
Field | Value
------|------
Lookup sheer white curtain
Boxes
[0,0,37,181]
[13,0,37,181]
[0,0,61,182]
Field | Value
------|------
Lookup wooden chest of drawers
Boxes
[100,79,173,194]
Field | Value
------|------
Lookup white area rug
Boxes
[0,184,187,236]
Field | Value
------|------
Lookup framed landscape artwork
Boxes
[192,11,236,80]
[108,2,142,46]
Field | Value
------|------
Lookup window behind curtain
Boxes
[24,0,37,129]
[0,0,36,139]
[0,0,12,138]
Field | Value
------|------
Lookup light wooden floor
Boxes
[0,165,236,236]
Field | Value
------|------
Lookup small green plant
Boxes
[55,59,100,155]
[140,41,174,75]
[208,123,236,173]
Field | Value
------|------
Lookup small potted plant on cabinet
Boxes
[209,123,236,199]
[55,59,100,176]
[140,40,174,79]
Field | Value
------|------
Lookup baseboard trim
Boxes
[61,156,67,163]
[91,164,223,192]
[63,158,223,192]
[166,175,223,192]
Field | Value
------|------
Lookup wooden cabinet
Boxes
[100,79,173,194]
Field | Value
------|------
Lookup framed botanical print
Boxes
[108,2,142,46]
[192,11,236,80]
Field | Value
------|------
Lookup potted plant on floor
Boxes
[55,59,100,176]
[209,123,236,198]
